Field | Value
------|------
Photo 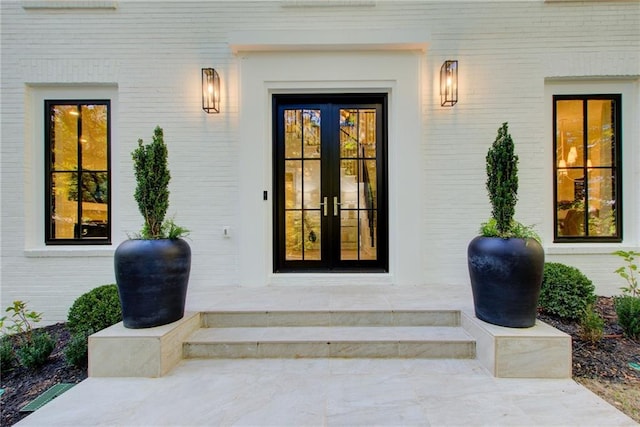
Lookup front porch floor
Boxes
[17,285,637,426]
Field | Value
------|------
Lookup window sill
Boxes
[22,1,117,10]
[269,272,393,286]
[545,243,637,256]
[24,246,114,258]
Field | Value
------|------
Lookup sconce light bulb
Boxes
[208,84,214,95]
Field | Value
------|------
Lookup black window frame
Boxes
[45,99,112,245]
[553,94,622,243]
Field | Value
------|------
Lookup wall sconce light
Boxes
[440,60,458,107]
[202,68,220,113]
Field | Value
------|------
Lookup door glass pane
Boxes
[303,160,321,209]
[340,210,358,260]
[285,211,303,260]
[285,110,302,159]
[339,109,358,158]
[303,110,321,159]
[340,160,358,209]
[360,109,377,158]
[360,209,377,260]
[285,160,302,209]
[303,211,321,260]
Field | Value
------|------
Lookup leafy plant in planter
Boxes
[467,122,544,328]
[114,126,191,329]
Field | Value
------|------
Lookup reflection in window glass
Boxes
[284,109,322,260]
[554,95,620,241]
[46,101,110,243]
[339,109,378,261]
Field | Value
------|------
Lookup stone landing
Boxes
[89,308,571,379]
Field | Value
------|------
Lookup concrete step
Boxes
[184,310,476,359]
[201,310,461,328]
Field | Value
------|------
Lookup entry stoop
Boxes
[183,310,475,359]
[87,286,572,379]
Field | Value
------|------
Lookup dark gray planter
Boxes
[467,236,544,328]
[114,238,191,329]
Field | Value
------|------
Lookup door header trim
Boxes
[229,29,430,54]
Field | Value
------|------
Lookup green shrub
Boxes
[15,330,55,370]
[579,304,604,343]
[1,336,15,372]
[65,284,122,367]
[67,284,122,336]
[539,262,596,320]
[615,295,640,340]
[64,331,90,367]
[1,300,52,370]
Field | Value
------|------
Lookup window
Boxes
[45,100,111,244]
[553,94,621,242]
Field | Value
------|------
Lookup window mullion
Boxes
[76,104,83,239]
[582,100,590,237]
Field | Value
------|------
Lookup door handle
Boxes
[333,196,341,216]
[319,196,328,216]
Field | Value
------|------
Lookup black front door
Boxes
[273,94,388,272]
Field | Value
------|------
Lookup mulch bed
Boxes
[1,297,638,426]
[1,324,87,426]
[538,296,640,384]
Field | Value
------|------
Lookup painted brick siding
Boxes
[1,1,639,324]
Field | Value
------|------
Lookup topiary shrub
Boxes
[615,295,640,340]
[67,284,122,336]
[539,262,596,320]
[65,284,122,367]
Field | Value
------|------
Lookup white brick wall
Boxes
[1,1,639,324]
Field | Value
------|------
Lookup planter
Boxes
[467,236,544,328]
[114,238,191,329]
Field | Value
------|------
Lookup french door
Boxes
[273,94,388,272]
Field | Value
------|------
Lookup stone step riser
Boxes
[202,310,461,328]
[184,311,475,360]
[184,341,475,359]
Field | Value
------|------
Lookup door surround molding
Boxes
[237,49,424,287]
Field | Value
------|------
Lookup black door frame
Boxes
[272,93,388,273]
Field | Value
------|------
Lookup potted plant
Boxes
[467,122,544,328]
[114,126,191,329]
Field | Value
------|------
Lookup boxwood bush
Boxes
[615,295,640,340]
[539,262,596,320]
[67,284,122,336]
[65,284,122,367]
